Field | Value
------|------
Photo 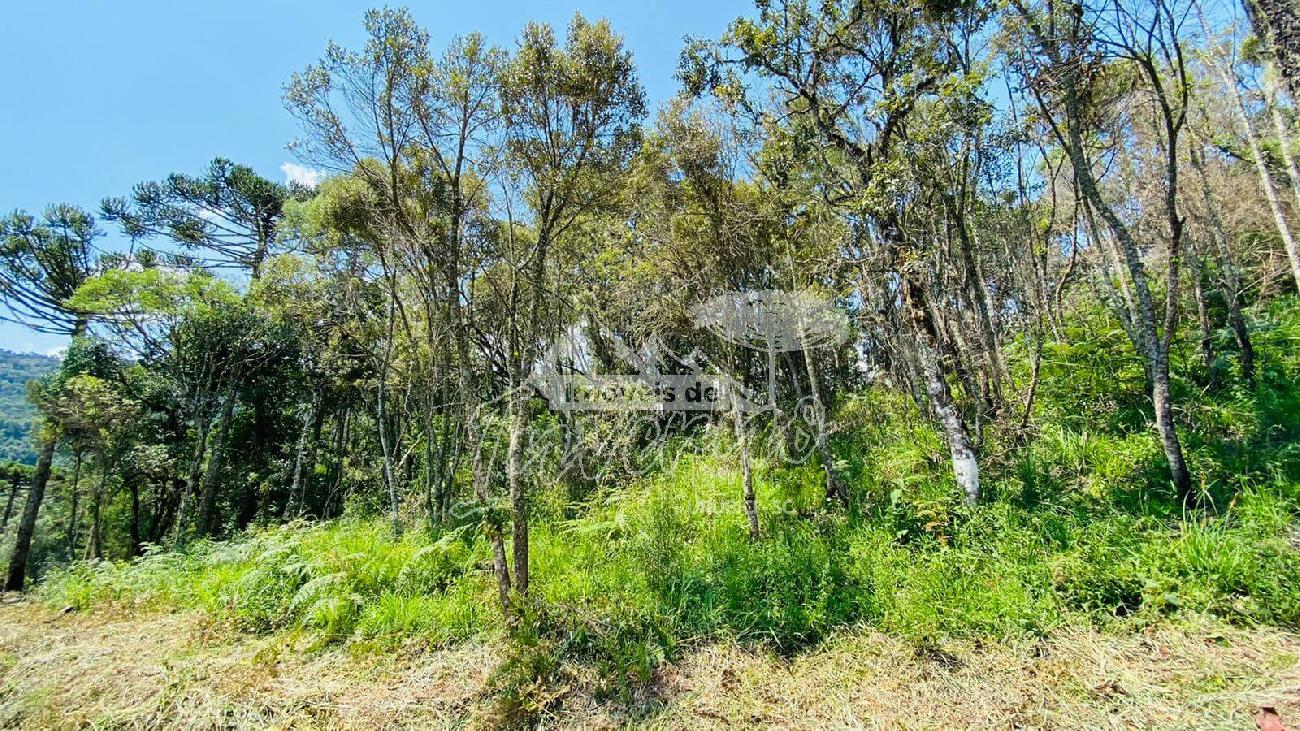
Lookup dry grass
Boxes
[0,596,498,729]
[588,623,1300,729]
[2,596,1298,729]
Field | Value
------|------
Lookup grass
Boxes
[2,599,1298,728]
[27,298,1300,724]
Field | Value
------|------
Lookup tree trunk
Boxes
[911,315,981,505]
[376,385,400,535]
[1186,247,1216,372]
[195,389,237,538]
[1247,0,1300,100]
[86,473,104,560]
[1190,141,1256,385]
[1084,199,1194,500]
[732,402,759,538]
[1212,36,1300,291]
[376,295,401,536]
[129,479,141,557]
[1231,302,1256,388]
[956,210,1006,404]
[175,409,213,543]
[5,435,55,591]
[506,389,528,595]
[1267,80,1300,215]
[800,347,843,506]
[902,272,981,505]
[1,468,20,535]
[287,394,319,518]
[460,358,510,616]
[1059,71,1195,501]
[1152,354,1194,500]
[66,452,82,559]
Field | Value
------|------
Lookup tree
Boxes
[68,268,293,541]
[37,366,140,559]
[495,13,646,596]
[1245,0,1300,99]
[684,0,988,504]
[284,8,516,610]
[5,339,117,588]
[1008,0,1197,501]
[102,158,293,279]
[1197,5,1300,293]
[0,205,100,335]
[1,204,102,590]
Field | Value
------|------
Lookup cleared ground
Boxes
[1,597,1297,729]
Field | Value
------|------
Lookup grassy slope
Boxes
[1,599,1297,728]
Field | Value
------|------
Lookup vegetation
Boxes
[29,296,1300,721]
[3,0,1300,725]
[0,350,58,464]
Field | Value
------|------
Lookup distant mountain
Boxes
[0,349,60,464]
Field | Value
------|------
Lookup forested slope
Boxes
[0,349,57,464]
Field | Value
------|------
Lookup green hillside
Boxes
[0,349,59,464]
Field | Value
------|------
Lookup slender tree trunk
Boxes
[1267,77,1300,215]
[86,472,104,560]
[1152,352,1193,500]
[1060,75,1194,500]
[1231,302,1256,388]
[1213,37,1300,290]
[801,347,844,505]
[902,271,981,505]
[485,479,513,614]
[322,410,348,518]
[152,477,179,544]
[66,451,82,559]
[287,394,319,518]
[461,365,510,615]
[1017,335,1043,441]
[5,435,55,591]
[376,384,400,535]
[195,388,237,538]
[1187,246,1216,372]
[957,212,1007,403]
[1083,200,1194,499]
[731,401,759,538]
[129,479,141,557]
[441,197,510,617]
[506,388,528,595]
[468,394,511,614]
[1190,142,1256,385]
[175,409,213,542]
[375,288,405,536]
[1,468,20,535]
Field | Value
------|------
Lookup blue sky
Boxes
[0,0,748,355]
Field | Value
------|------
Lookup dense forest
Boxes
[3,0,1300,725]
[0,350,58,464]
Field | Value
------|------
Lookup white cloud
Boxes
[280,162,324,188]
[45,345,67,359]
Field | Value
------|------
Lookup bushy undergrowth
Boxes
[37,300,1300,714]
[40,520,496,646]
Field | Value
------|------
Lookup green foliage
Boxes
[39,520,493,645]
